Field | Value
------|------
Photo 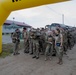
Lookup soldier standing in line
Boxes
[73,28,76,44]
[70,30,75,47]
[29,29,34,55]
[57,26,68,55]
[12,29,20,55]
[39,28,46,55]
[55,28,63,65]
[62,29,68,55]
[22,27,29,53]
[32,29,40,59]
[67,30,72,50]
[45,33,53,61]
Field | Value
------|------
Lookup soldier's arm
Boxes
[12,33,16,39]
[60,34,63,47]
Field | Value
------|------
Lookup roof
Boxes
[4,20,31,27]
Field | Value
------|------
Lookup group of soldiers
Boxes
[11,26,76,65]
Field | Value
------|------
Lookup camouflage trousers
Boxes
[39,40,46,54]
[29,39,33,54]
[55,46,63,60]
[67,38,72,50]
[63,42,68,52]
[13,41,20,54]
[24,39,29,53]
[33,40,39,57]
[45,43,53,58]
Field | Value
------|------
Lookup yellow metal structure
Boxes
[0,0,70,53]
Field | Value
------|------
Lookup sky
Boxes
[7,0,76,28]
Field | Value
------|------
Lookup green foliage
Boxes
[0,51,11,58]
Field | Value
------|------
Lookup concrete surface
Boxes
[0,45,76,75]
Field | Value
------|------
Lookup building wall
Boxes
[2,24,31,34]
[3,24,21,34]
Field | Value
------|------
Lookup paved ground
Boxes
[0,45,76,75]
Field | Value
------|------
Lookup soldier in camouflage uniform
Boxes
[70,30,75,48]
[73,29,76,44]
[22,27,29,53]
[45,34,53,61]
[31,29,40,59]
[39,28,46,55]
[63,29,68,54]
[67,30,73,50]
[12,29,20,55]
[29,29,34,55]
[57,27,68,55]
[55,28,63,65]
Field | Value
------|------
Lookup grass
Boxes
[0,42,24,58]
[0,51,11,58]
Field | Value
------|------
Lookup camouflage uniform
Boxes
[33,39,39,58]
[32,30,40,59]
[45,35,53,60]
[29,30,34,54]
[55,33,63,63]
[73,30,76,44]
[70,31,75,47]
[39,30,46,54]
[22,30,29,53]
[67,31,72,50]
[12,31,20,55]
[63,30,68,54]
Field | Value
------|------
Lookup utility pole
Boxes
[62,14,64,25]
[13,17,15,22]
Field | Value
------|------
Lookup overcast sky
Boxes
[7,0,76,28]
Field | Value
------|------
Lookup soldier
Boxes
[39,28,46,55]
[45,34,53,61]
[29,29,34,55]
[67,30,73,50]
[32,29,40,59]
[55,28,63,65]
[57,26,68,55]
[70,30,75,48]
[51,30,56,56]
[12,29,20,55]
[73,29,76,44]
[22,27,29,53]
[62,29,68,55]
